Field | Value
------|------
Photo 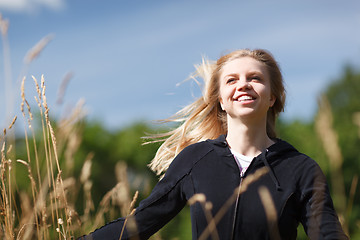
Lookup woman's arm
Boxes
[78,174,188,240]
[299,159,349,240]
[78,145,198,240]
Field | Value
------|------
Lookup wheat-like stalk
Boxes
[1,141,14,239]
[56,72,73,105]
[258,186,281,240]
[24,35,53,64]
[16,159,40,239]
[0,15,108,239]
[8,116,17,130]
[0,14,9,36]
[188,193,219,240]
[119,191,139,240]
[315,95,348,233]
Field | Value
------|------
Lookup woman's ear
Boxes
[269,95,276,107]
[219,98,225,111]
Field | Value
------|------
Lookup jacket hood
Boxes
[208,135,299,158]
[208,135,300,191]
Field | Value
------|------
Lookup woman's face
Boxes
[218,57,275,122]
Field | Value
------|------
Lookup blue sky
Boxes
[0,0,359,130]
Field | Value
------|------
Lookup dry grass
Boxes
[0,14,141,238]
[1,74,141,239]
[1,13,356,240]
[315,95,358,236]
[0,14,146,239]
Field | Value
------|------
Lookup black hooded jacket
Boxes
[81,135,348,240]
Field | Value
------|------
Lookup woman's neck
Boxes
[226,117,274,158]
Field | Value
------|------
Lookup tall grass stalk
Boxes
[2,68,141,238]
[258,186,281,240]
[1,140,13,239]
[20,76,42,238]
[315,95,355,235]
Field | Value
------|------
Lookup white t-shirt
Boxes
[230,149,253,177]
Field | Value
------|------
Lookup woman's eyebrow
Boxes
[223,73,238,78]
[247,71,264,76]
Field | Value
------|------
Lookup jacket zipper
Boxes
[231,175,243,240]
[230,153,258,240]
[229,144,258,239]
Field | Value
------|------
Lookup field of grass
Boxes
[0,14,357,239]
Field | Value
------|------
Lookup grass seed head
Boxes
[129,191,139,211]
[6,144,12,154]
[8,116,17,129]
[0,15,9,36]
[32,75,42,101]
[24,35,53,64]
[16,159,29,166]
[80,158,92,183]
[188,193,206,205]
[41,74,45,89]
[21,77,26,100]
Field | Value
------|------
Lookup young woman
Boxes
[80,49,348,239]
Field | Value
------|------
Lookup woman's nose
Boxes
[236,78,251,91]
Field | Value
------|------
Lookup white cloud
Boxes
[0,0,65,13]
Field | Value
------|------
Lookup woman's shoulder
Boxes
[273,139,325,178]
[163,139,214,179]
[176,139,215,162]
[272,139,316,162]
[169,136,228,172]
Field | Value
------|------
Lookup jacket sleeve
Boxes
[78,149,192,240]
[298,157,349,240]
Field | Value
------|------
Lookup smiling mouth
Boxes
[235,95,255,102]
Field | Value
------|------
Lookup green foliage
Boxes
[73,121,160,207]
[109,123,161,170]
[74,120,117,205]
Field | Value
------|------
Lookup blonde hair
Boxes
[148,49,285,176]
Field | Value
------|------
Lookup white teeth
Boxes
[237,95,254,101]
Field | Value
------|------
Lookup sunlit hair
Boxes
[148,49,286,176]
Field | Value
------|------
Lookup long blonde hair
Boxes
[148,49,285,176]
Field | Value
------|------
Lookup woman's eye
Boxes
[251,76,261,81]
[226,78,236,84]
